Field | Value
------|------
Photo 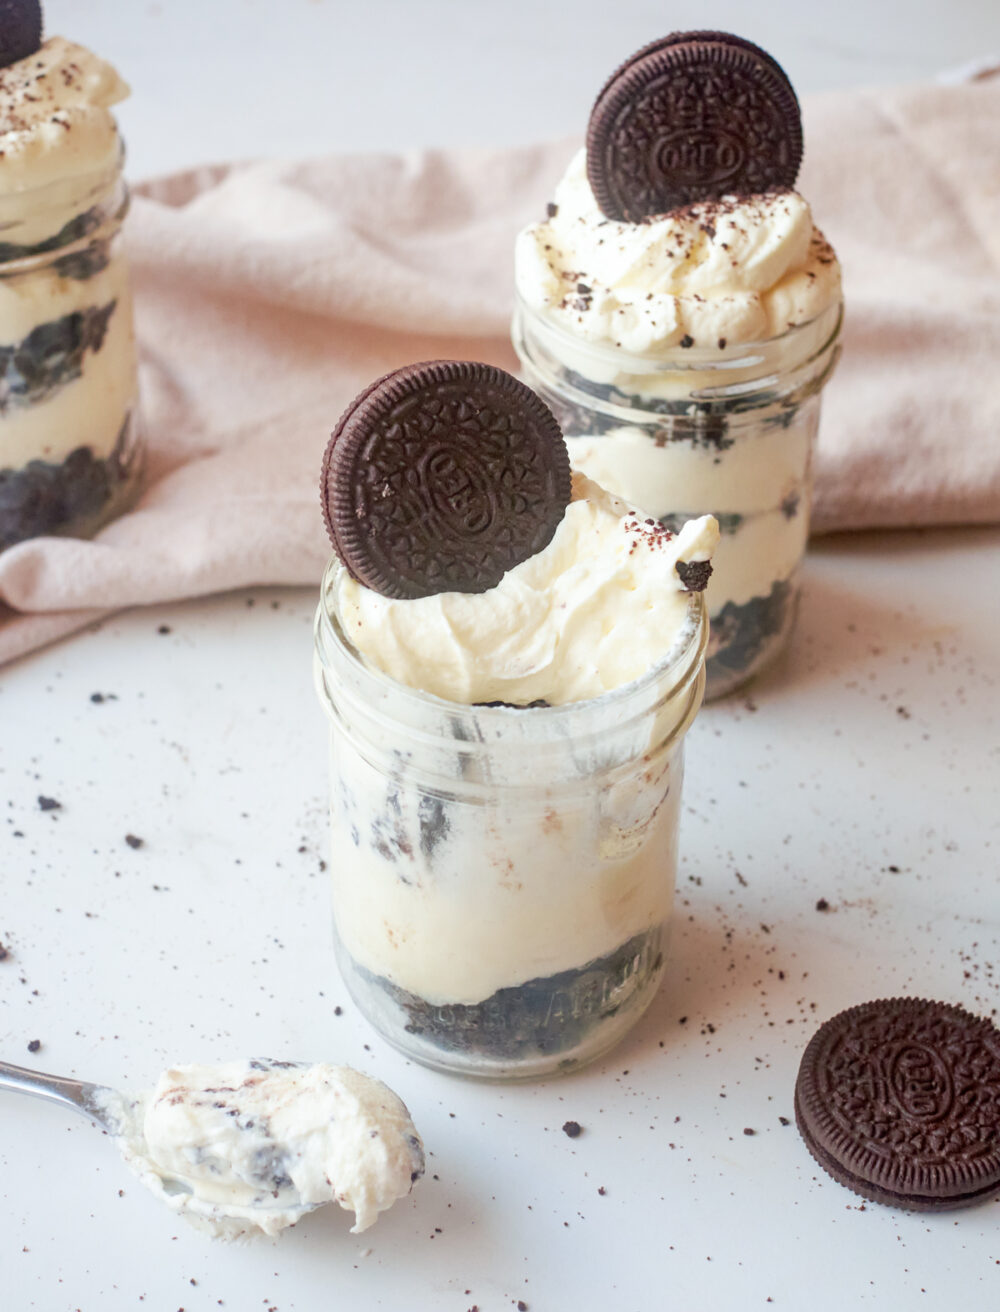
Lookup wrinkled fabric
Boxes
[2,76,998,666]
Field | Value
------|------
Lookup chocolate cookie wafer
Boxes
[0,0,43,71]
[795,997,1000,1211]
[321,361,571,600]
[587,31,802,221]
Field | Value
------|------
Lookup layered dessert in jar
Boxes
[0,2,141,551]
[314,361,718,1078]
[513,31,842,698]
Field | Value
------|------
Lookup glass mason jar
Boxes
[314,558,709,1080]
[0,140,142,553]
[512,296,842,700]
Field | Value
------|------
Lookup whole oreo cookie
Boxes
[321,361,572,600]
[795,998,1000,1211]
[587,31,802,221]
[0,0,43,71]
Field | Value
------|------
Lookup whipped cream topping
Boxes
[332,472,718,706]
[515,147,840,354]
[107,1059,424,1239]
[0,37,128,198]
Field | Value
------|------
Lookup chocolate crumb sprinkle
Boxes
[27,1039,41,1053]
[815,898,830,912]
[562,1120,583,1138]
[37,796,61,811]
[125,834,144,850]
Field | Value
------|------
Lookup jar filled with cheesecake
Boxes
[0,16,142,552]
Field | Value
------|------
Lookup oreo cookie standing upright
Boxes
[321,361,572,600]
[0,0,42,71]
[586,31,802,221]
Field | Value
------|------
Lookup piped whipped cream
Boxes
[332,472,719,706]
[515,147,840,354]
[0,36,128,196]
[105,1059,424,1239]
[0,36,129,252]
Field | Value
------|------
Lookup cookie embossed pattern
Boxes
[315,361,718,1078]
[795,998,1000,1211]
[586,31,803,219]
[513,30,843,699]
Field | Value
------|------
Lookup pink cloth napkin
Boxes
[1,76,998,666]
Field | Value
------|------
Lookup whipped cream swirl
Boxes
[332,472,719,706]
[515,147,840,354]
[0,37,128,197]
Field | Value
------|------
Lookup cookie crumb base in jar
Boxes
[0,407,141,551]
[334,925,667,1081]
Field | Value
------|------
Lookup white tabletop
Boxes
[5,4,1000,1310]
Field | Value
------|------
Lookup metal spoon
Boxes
[0,1059,319,1216]
[0,1058,125,1131]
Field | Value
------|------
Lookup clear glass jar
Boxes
[314,558,709,1080]
[512,296,842,699]
[0,142,142,552]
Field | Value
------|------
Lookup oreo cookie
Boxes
[587,31,802,221]
[795,998,1000,1211]
[0,0,43,71]
[321,361,571,600]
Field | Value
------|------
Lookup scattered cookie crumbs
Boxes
[334,1005,343,1016]
[0,944,8,961]
[37,796,61,811]
[597,1186,607,1196]
[562,1121,583,1138]
[743,1127,756,1136]
[157,624,171,634]
[815,898,830,912]
[27,1039,41,1053]
[779,1116,790,1126]
[125,834,144,850]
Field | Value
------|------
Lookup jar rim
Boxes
[315,554,708,726]
[513,287,843,382]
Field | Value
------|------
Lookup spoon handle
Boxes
[0,1060,116,1128]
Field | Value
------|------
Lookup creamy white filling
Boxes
[106,1060,424,1240]
[333,472,719,707]
[0,262,136,470]
[331,714,682,1004]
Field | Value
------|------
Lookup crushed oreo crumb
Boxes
[27,1039,41,1053]
[675,559,713,592]
[562,1121,583,1138]
[37,796,61,811]
[124,834,144,850]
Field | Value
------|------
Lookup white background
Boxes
[3,3,1000,1311]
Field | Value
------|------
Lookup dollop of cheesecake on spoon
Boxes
[104,1058,425,1238]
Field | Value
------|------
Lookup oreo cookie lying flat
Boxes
[321,361,571,600]
[795,998,1000,1211]
[0,0,43,71]
[587,31,802,221]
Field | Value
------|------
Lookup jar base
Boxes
[0,408,142,553]
[704,575,800,701]
[334,925,668,1081]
